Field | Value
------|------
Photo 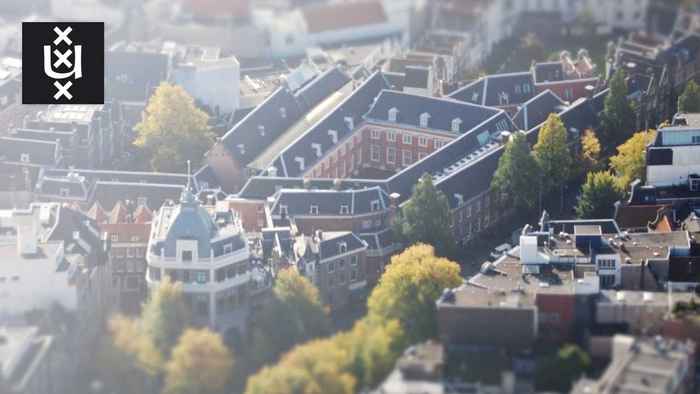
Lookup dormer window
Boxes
[237,144,246,155]
[20,153,29,163]
[295,156,305,171]
[419,113,431,128]
[223,243,233,255]
[280,107,287,118]
[328,130,338,144]
[344,116,354,130]
[137,197,148,207]
[388,107,398,122]
[310,205,319,215]
[59,188,70,197]
[451,118,462,133]
[340,205,349,215]
[499,92,510,106]
[371,200,380,212]
[338,242,347,254]
[258,125,265,136]
[471,92,479,102]
[280,204,288,217]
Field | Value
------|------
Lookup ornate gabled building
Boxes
[146,182,268,334]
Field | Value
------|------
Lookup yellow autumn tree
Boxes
[609,130,656,191]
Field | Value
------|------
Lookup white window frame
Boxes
[370,144,381,162]
[402,150,412,166]
[370,129,381,140]
[340,205,350,215]
[20,153,29,163]
[386,147,396,164]
[386,131,396,142]
[418,136,428,147]
[338,242,347,254]
[371,200,380,212]
[402,134,413,145]
[310,205,319,215]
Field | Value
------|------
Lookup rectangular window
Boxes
[350,268,358,281]
[434,140,444,149]
[196,271,208,284]
[59,188,70,197]
[692,135,700,144]
[182,250,193,262]
[339,243,347,254]
[402,134,412,145]
[386,131,396,142]
[280,205,288,216]
[371,200,380,212]
[418,136,428,147]
[351,255,358,265]
[386,147,396,164]
[402,150,412,166]
[370,144,380,162]
[111,234,118,242]
[328,261,335,273]
[126,248,134,258]
[340,205,349,215]
[310,205,319,215]
[223,243,233,255]
[20,153,29,163]
[371,129,381,140]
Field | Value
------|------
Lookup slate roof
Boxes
[91,181,184,211]
[386,111,515,205]
[449,72,536,107]
[12,128,76,147]
[236,176,385,200]
[364,90,499,134]
[270,186,389,217]
[319,232,366,260]
[273,71,389,177]
[218,67,351,167]
[43,169,190,188]
[48,205,104,257]
[404,66,430,89]
[534,61,565,83]
[512,90,567,131]
[35,172,90,200]
[193,165,220,190]
[0,137,58,166]
[106,50,169,102]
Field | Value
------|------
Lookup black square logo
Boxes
[22,22,104,104]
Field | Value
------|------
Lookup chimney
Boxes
[389,192,401,208]
[14,207,40,256]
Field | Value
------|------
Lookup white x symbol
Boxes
[53,26,72,46]
[53,81,73,100]
[53,49,72,68]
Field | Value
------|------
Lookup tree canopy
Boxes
[134,83,215,172]
[599,69,636,149]
[248,269,330,368]
[491,131,540,211]
[579,129,601,175]
[163,329,234,394]
[575,171,622,219]
[392,174,456,257]
[678,80,700,113]
[367,244,462,345]
[609,130,656,191]
[533,114,573,195]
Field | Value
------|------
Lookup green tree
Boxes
[575,171,622,219]
[533,114,573,197]
[393,174,456,257]
[678,80,700,113]
[599,69,636,149]
[110,278,190,375]
[248,269,330,368]
[536,344,591,392]
[367,244,461,345]
[163,329,234,394]
[579,129,602,175]
[491,132,540,211]
[135,83,214,172]
[245,338,356,394]
[609,130,656,191]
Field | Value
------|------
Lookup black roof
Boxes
[319,232,366,260]
[273,71,389,177]
[0,137,58,166]
[364,90,499,134]
[449,72,536,107]
[193,165,220,190]
[512,90,567,131]
[48,205,104,257]
[12,128,76,146]
[106,50,169,102]
[219,67,351,167]
[404,66,429,89]
[270,186,389,217]
[35,172,90,200]
[236,176,384,200]
[534,62,565,83]
[90,181,184,211]
[387,111,514,204]
[44,168,190,188]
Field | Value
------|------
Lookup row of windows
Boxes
[215,261,250,282]
[113,260,145,272]
[328,268,360,288]
[148,268,211,284]
[369,129,447,149]
[370,145,428,166]
[326,255,359,273]
[598,259,616,269]
[112,247,145,259]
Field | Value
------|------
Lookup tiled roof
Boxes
[512,90,567,131]
[364,90,499,134]
[301,1,388,34]
[273,71,389,177]
[449,72,535,107]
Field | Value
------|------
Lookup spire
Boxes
[180,160,197,204]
